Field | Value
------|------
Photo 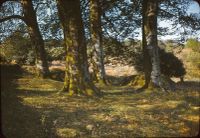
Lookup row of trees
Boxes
[1,0,199,95]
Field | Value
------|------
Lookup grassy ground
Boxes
[1,65,199,138]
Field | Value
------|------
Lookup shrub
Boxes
[0,50,8,63]
[134,48,186,78]
[25,50,35,65]
[0,32,32,64]
[50,68,65,81]
[103,37,124,57]
[159,49,186,77]
[102,37,142,64]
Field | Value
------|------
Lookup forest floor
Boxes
[1,64,200,138]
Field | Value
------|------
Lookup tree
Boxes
[101,0,141,40]
[142,0,162,88]
[89,0,106,84]
[158,0,200,42]
[56,0,100,96]
[0,0,49,78]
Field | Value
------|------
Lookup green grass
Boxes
[1,72,199,137]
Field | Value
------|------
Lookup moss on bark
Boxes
[56,0,101,96]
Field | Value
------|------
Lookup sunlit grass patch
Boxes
[17,77,63,91]
[56,128,78,137]
[90,113,109,122]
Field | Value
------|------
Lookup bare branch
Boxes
[0,15,26,23]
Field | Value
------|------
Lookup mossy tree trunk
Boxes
[56,0,100,96]
[89,0,106,84]
[142,0,162,87]
[21,0,49,78]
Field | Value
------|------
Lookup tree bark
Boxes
[143,0,161,87]
[89,0,106,84]
[56,0,101,96]
[142,0,151,88]
[21,0,49,78]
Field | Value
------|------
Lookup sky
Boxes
[188,1,200,14]
[158,1,200,41]
[132,1,200,41]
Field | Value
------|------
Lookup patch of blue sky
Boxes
[133,1,200,41]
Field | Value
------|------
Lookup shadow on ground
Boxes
[1,64,59,138]
[176,81,200,91]
[106,75,136,86]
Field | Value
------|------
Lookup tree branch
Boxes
[0,0,20,7]
[0,15,26,23]
[158,8,177,18]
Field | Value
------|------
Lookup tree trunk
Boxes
[21,0,49,78]
[142,0,151,88]
[56,0,101,96]
[143,0,161,87]
[89,0,106,84]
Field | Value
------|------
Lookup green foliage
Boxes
[46,47,65,61]
[102,37,141,63]
[0,32,33,64]
[44,39,65,61]
[103,37,143,70]
[186,38,200,52]
[123,40,142,65]
[103,37,124,57]
[25,50,35,65]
